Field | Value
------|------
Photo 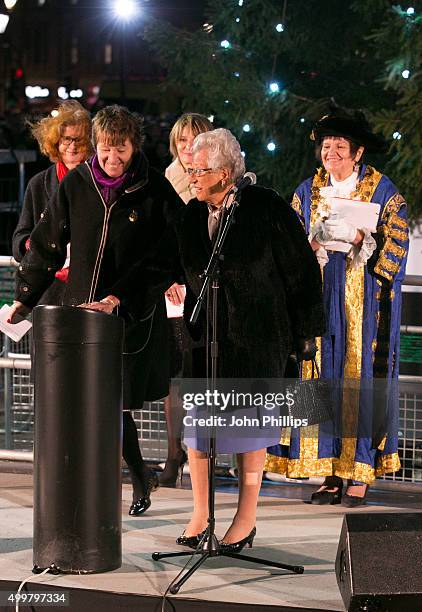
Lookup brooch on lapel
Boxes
[128,210,138,223]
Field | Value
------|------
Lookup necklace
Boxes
[310,165,382,226]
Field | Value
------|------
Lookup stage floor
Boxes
[0,471,421,612]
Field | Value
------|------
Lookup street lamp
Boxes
[113,0,137,20]
[112,0,140,104]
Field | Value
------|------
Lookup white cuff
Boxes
[348,228,377,267]
[315,245,329,269]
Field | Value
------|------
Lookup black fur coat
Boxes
[116,184,325,379]
[180,186,325,377]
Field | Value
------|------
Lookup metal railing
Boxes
[0,257,421,484]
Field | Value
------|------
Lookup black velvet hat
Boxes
[310,109,388,153]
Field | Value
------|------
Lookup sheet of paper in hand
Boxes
[324,197,381,253]
[0,304,32,342]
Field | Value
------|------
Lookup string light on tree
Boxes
[275,23,284,32]
[234,71,240,77]
[267,141,276,152]
[406,7,415,15]
[241,151,246,158]
[402,69,410,78]
[220,39,231,49]
[300,117,305,123]
[238,0,244,6]
[269,81,280,93]
[235,17,240,23]
[393,131,402,140]
[242,123,251,132]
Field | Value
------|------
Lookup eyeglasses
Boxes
[187,167,216,177]
[60,136,85,146]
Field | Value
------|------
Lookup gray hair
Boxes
[192,128,245,182]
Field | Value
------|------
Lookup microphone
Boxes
[231,172,256,194]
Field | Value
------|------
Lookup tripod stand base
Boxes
[152,544,304,594]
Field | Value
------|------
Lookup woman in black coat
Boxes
[10,105,183,516]
[12,100,92,303]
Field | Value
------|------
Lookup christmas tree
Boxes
[143,0,422,220]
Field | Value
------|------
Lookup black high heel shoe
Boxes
[129,469,159,516]
[219,527,256,553]
[176,529,207,549]
[159,449,188,488]
[341,484,369,508]
[310,476,343,505]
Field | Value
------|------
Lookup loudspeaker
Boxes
[336,512,422,611]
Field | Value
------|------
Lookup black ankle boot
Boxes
[129,469,159,516]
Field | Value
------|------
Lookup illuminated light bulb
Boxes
[267,142,276,152]
[402,69,410,78]
[275,23,284,32]
[242,124,251,132]
[406,7,415,15]
[393,131,402,140]
[113,0,138,20]
[220,39,231,49]
[269,82,280,93]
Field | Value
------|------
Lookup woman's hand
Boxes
[165,283,185,306]
[7,301,32,324]
[78,295,120,315]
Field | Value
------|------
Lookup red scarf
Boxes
[53,161,70,282]
[56,161,69,182]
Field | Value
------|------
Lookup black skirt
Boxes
[122,298,170,409]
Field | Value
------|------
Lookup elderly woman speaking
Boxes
[120,128,325,550]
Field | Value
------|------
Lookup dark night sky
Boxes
[148,0,207,28]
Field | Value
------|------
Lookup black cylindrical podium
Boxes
[32,305,124,574]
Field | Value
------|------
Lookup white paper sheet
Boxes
[0,304,32,342]
[165,285,186,319]
[324,197,381,253]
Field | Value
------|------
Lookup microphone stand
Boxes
[152,189,304,594]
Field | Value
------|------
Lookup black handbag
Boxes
[287,358,334,426]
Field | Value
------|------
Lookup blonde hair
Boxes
[29,100,92,163]
[169,113,213,160]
